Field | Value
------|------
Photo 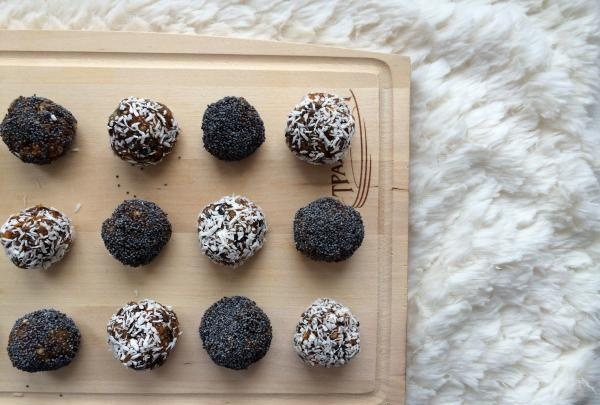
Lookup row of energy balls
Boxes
[8,296,359,372]
[0,93,364,372]
[2,197,363,372]
[0,93,354,165]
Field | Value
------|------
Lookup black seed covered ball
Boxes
[201,96,265,161]
[101,199,172,267]
[293,197,364,262]
[0,96,77,164]
[199,296,272,370]
[7,309,81,372]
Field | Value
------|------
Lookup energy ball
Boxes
[107,299,181,370]
[107,97,180,165]
[0,205,74,270]
[285,93,355,165]
[197,195,267,267]
[0,96,77,164]
[7,309,81,372]
[293,298,360,367]
[101,199,171,267]
[199,296,272,370]
[293,197,364,262]
[201,96,265,161]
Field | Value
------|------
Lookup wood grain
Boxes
[0,31,409,405]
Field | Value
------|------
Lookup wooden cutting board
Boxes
[0,30,410,405]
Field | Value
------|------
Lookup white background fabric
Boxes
[1,1,599,403]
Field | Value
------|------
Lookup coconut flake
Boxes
[197,195,267,267]
[284,93,355,165]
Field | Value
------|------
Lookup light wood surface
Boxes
[0,31,410,405]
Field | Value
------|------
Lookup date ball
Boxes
[0,205,74,270]
[107,97,180,165]
[101,199,172,267]
[201,96,265,161]
[293,197,364,262]
[293,298,360,367]
[199,296,272,370]
[197,195,267,267]
[7,309,81,372]
[0,96,77,164]
[107,299,181,370]
[285,93,355,165]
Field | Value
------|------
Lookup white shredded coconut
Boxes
[197,195,267,267]
[107,97,179,165]
[106,299,181,370]
[293,298,360,367]
[0,205,74,269]
[285,93,355,165]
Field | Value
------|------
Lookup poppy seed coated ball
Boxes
[293,197,364,262]
[0,96,77,164]
[101,199,172,267]
[199,296,272,370]
[201,96,265,161]
[7,309,81,372]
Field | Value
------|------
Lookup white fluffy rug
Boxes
[2,1,600,403]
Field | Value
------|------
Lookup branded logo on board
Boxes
[331,89,372,209]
